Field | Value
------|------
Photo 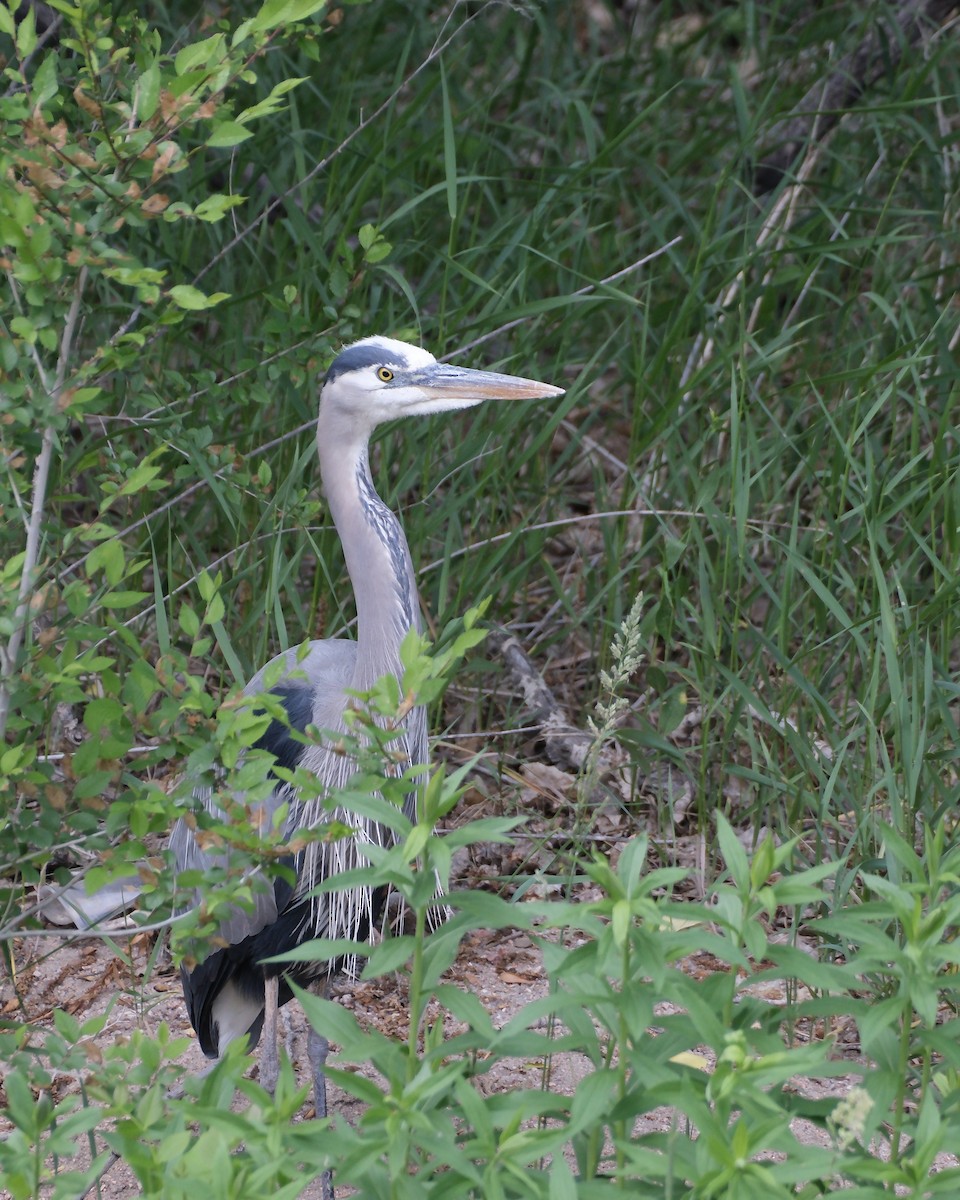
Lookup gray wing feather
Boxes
[171,639,357,946]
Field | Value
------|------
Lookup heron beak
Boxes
[408,362,565,402]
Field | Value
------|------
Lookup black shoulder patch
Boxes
[324,342,408,384]
[253,685,314,773]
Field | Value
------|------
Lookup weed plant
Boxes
[2,0,960,1195]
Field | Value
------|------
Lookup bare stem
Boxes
[0,267,88,741]
[448,237,683,361]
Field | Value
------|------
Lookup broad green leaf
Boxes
[100,590,149,608]
[364,240,392,264]
[86,539,125,587]
[362,936,416,977]
[174,34,225,77]
[136,61,161,121]
[168,284,230,310]
[15,2,35,55]
[115,460,166,498]
[179,603,200,639]
[31,52,58,107]
[61,387,103,413]
[252,0,327,34]
[206,121,254,148]
[237,76,305,124]
[193,194,247,222]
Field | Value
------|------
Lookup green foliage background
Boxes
[2,0,960,1196]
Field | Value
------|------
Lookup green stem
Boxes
[889,1008,913,1162]
[407,901,427,1081]
[613,933,631,1187]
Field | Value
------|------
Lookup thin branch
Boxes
[57,417,318,587]
[0,267,87,741]
[89,504,830,649]
[486,627,593,773]
[447,238,683,361]
[3,908,189,940]
[679,140,825,395]
[419,506,782,575]
[754,0,959,193]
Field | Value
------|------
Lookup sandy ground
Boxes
[4,899,922,1199]
[4,919,598,1198]
[4,750,957,1198]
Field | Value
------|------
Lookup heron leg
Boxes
[308,1026,334,1199]
[259,974,280,1094]
[308,1026,329,1116]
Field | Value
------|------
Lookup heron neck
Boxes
[317,419,420,692]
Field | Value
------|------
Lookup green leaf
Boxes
[356,222,392,264]
[205,592,225,625]
[362,936,416,977]
[432,985,495,1037]
[193,194,247,222]
[83,697,133,756]
[364,240,392,264]
[61,387,103,413]
[252,0,328,34]
[15,2,35,55]
[168,284,231,310]
[611,898,631,947]
[716,810,750,892]
[293,987,360,1041]
[86,539,125,587]
[210,619,245,684]
[196,570,218,603]
[404,822,430,860]
[266,937,367,965]
[11,315,36,342]
[451,890,530,929]
[115,459,166,498]
[179,603,200,639]
[31,52,58,107]
[100,590,149,608]
[549,1157,577,1200]
[53,1008,81,1043]
[136,62,161,121]
[237,77,305,124]
[568,1071,618,1136]
[206,121,254,148]
[174,34,225,77]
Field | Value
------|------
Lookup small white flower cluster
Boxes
[588,591,646,741]
[829,1086,873,1151]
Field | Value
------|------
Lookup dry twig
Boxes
[755,0,959,192]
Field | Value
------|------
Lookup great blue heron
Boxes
[170,335,564,1134]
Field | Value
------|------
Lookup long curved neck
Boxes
[317,407,420,693]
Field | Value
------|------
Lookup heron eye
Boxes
[376,367,394,382]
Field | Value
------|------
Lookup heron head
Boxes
[321,335,564,428]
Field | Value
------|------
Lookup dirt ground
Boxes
[4,884,930,1200]
[3,915,592,1198]
[3,748,956,1195]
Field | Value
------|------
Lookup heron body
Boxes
[171,335,564,1087]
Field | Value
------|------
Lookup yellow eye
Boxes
[376,366,394,382]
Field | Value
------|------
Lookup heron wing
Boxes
[171,639,357,1055]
